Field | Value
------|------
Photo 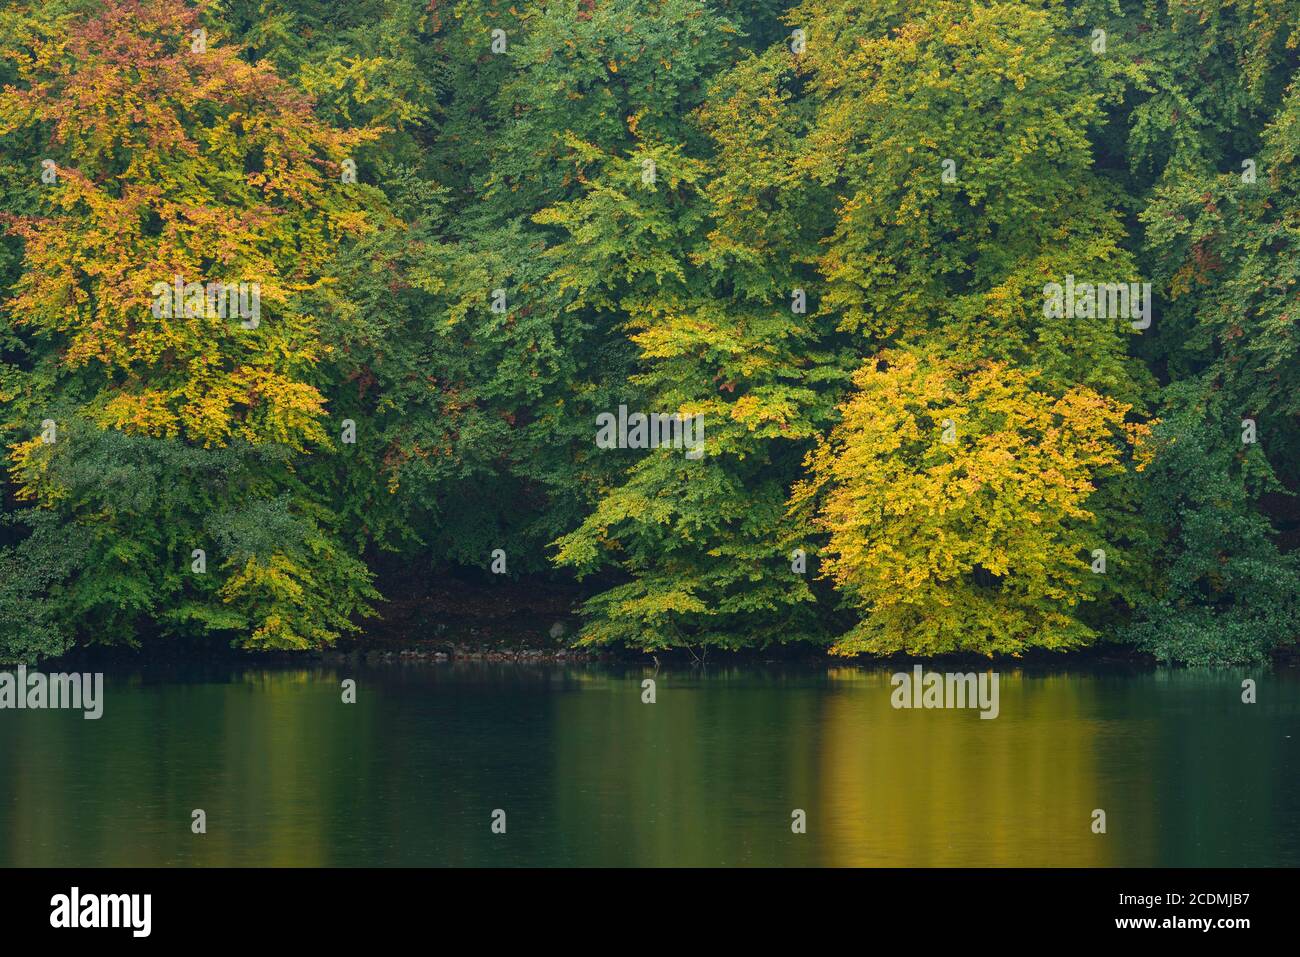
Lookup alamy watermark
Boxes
[50,888,150,937]
[595,405,704,458]
[151,274,261,329]
[891,665,999,719]
[1043,275,1151,330]
[0,666,104,719]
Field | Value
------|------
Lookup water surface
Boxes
[2,662,1297,866]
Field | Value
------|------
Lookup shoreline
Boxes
[26,634,1297,673]
[15,576,1298,672]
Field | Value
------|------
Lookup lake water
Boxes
[2,661,1298,866]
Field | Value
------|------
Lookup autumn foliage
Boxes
[793,350,1150,656]
[2,0,1298,664]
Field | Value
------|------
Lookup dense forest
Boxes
[0,0,1297,665]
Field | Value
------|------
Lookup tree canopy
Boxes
[2,0,1297,665]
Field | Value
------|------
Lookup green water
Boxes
[1,662,1298,866]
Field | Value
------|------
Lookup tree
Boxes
[1122,384,1300,666]
[0,0,383,648]
[0,0,1295,665]
[793,348,1148,656]
[540,1,835,650]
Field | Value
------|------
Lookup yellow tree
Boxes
[792,348,1150,656]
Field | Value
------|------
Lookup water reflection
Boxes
[1,663,1297,866]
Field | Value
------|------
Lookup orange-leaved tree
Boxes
[0,0,385,647]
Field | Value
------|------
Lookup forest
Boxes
[0,0,1297,666]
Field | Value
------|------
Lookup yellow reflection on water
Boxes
[817,669,1155,865]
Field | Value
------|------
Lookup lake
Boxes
[2,661,1297,866]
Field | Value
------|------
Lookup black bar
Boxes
[0,867,1282,941]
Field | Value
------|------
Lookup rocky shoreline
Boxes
[321,643,610,665]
